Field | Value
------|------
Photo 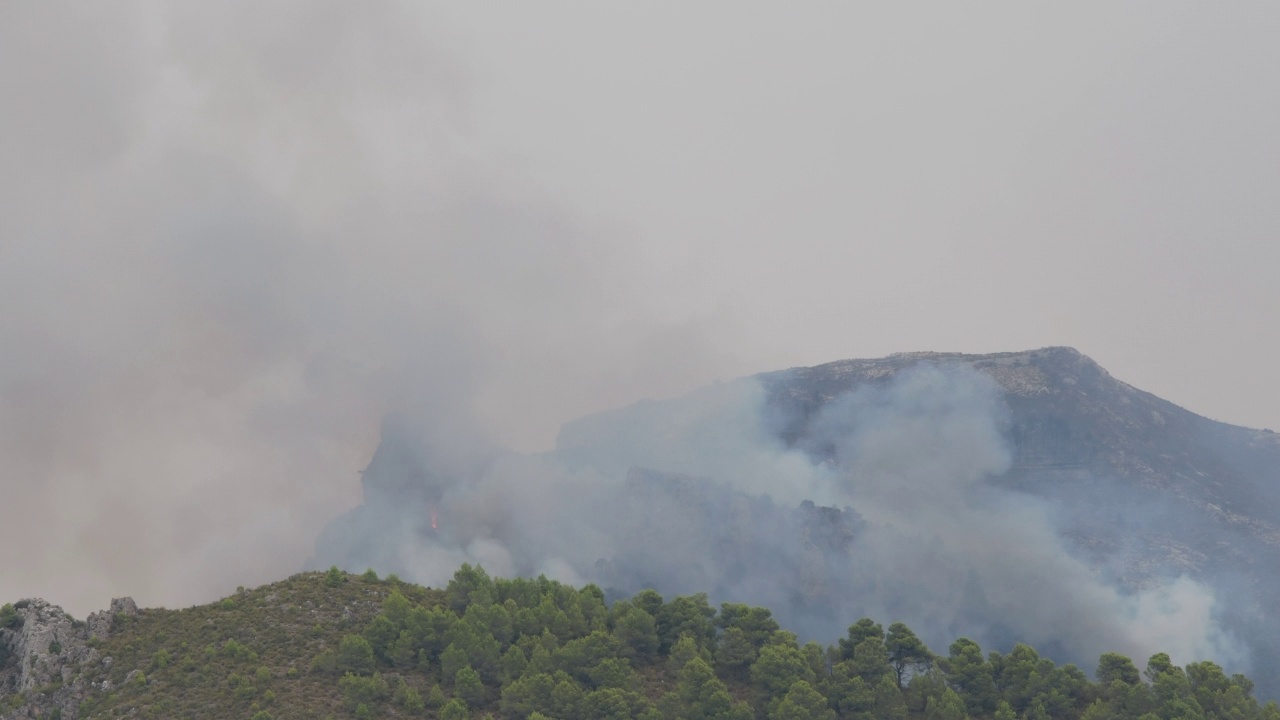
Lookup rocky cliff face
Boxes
[756,346,1280,682]
[759,346,1280,581]
[0,597,136,720]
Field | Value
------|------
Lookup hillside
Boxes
[752,348,1280,680]
[312,348,1280,700]
[3,567,1276,720]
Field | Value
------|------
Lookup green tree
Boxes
[583,687,653,720]
[1145,653,1176,683]
[717,603,780,648]
[0,604,21,630]
[441,643,470,683]
[852,636,893,683]
[994,644,1043,713]
[337,635,376,675]
[716,627,757,672]
[466,601,514,647]
[751,643,817,698]
[1097,653,1140,686]
[825,661,876,720]
[426,684,447,708]
[874,674,908,720]
[325,565,346,587]
[456,665,487,707]
[771,680,835,720]
[669,634,713,674]
[840,619,885,660]
[678,657,735,720]
[338,672,390,709]
[587,658,635,690]
[657,593,718,653]
[556,630,623,683]
[885,622,932,688]
[500,672,556,718]
[399,684,425,714]
[388,630,417,667]
[498,645,528,684]
[611,602,660,663]
[632,589,664,620]
[905,669,948,716]
[448,563,495,612]
[440,698,468,720]
[927,687,966,720]
[383,590,412,627]
[551,677,585,719]
[995,700,1017,720]
[363,615,399,661]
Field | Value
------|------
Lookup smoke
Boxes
[316,364,1244,677]
[0,2,730,618]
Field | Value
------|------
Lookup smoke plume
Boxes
[0,2,728,618]
[316,364,1243,677]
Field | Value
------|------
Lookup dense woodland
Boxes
[3,565,1273,720]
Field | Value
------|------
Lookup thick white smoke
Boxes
[317,364,1243,675]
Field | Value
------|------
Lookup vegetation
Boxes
[0,603,21,630]
[6,566,1276,720]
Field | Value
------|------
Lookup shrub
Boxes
[339,672,390,708]
[401,686,425,714]
[309,649,338,675]
[222,639,258,662]
[337,635,376,674]
[362,568,380,583]
[325,566,347,587]
[151,649,170,669]
[0,604,21,630]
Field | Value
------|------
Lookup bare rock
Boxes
[86,596,137,640]
[0,597,132,720]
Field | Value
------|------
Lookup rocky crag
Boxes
[755,347,1280,682]
[759,347,1280,584]
[0,597,136,720]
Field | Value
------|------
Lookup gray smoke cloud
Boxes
[317,364,1243,677]
[0,2,729,617]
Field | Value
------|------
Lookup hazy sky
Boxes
[2,2,1278,616]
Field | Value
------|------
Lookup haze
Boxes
[2,2,1278,619]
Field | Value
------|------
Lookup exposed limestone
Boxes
[0,597,136,720]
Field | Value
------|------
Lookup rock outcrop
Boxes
[0,596,136,720]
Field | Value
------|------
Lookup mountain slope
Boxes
[314,347,1280,697]
[4,568,1276,720]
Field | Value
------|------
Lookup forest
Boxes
[307,565,1271,720]
[17,564,1269,720]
